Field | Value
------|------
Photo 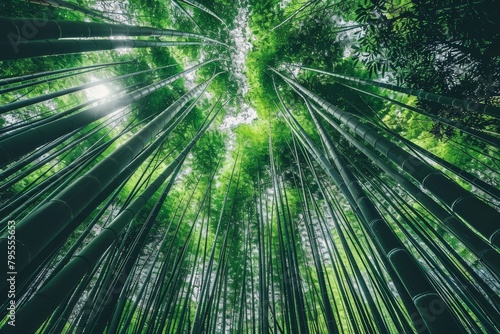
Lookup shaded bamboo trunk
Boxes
[0,59,218,167]
[0,39,211,61]
[0,17,228,47]
[272,69,500,248]
[295,65,500,118]
[313,105,500,277]
[6,103,220,334]
[276,80,465,333]
[0,71,220,290]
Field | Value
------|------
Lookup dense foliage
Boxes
[0,0,499,333]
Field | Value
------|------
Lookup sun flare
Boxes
[85,77,112,100]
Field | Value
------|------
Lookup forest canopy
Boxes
[0,0,499,333]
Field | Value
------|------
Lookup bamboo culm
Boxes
[0,17,228,47]
[0,71,221,289]
[0,59,219,168]
[6,104,221,334]
[0,39,212,61]
[312,105,500,276]
[272,69,500,248]
[295,65,500,119]
[276,81,465,333]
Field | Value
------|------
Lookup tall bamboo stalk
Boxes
[294,65,500,118]
[271,69,500,248]
[0,17,228,47]
[0,39,212,61]
[275,78,465,333]
[5,102,221,334]
[0,59,218,167]
[0,71,221,289]
[312,104,500,276]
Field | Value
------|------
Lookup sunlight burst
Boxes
[85,76,112,100]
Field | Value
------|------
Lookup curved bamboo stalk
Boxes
[0,17,228,47]
[0,60,133,94]
[134,101,228,333]
[271,68,500,248]
[276,80,465,333]
[1,67,105,97]
[0,60,132,87]
[0,130,77,187]
[192,154,240,333]
[283,110,391,332]
[268,136,298,333]
[95,160,188,334]
[1,80,143,136]
[267,0,319,34]
[290,137,339,334]
[311,104,500,276]
[277,172,309,333]
[172,0,204,33]
[358,158,500,318]
[0,63,177,115]
[0,115,149,313]
[28,103,189,285]
[293,135,384,333]
[354,156,500,328]
[382,124,500,201]
[335,81,500,147]
[0,59,218,167]
[256,170,270,333]
[115,197,186,333]
[0,39,211,61]
[0,71,220,289]
[295,65,500,119]
[146,179,204,334]
[0,112,144,224]
[7,104,221,334]
[332,90,500,201]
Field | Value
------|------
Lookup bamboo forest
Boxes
[0,0,499,333]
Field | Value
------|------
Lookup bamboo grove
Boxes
[0,0,499,333]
